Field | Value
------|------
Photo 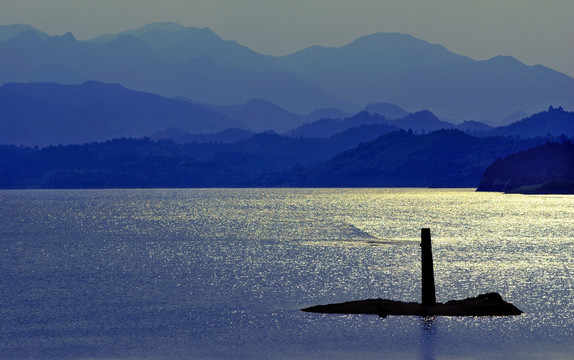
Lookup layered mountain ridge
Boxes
[1,81,572,147]
[1,22,573,190]
[1,22,572,122]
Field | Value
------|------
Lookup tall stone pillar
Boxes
[421,228,436,305]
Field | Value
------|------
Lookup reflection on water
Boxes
[0,188,572,359]
[420,317,437,360]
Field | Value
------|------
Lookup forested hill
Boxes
[0,130,553,189]
[256,130,548,188]
[0,138,247,188]
[476,141,574,194]
[488,106,574,138]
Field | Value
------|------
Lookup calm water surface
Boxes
[0,188,572,359]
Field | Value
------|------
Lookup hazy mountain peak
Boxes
[180,25,219,38]
[209,98,306,132]
[4,29,43,45]
[284,32,458,59]
[278,31,474,110]
[483,55,524,67]
[0,81,243,146]
[411,110,439,119]
[350,31,420,45]
[391,110,455,133]
[403,110,444,125]
[2,22,573,122]
[0,24,49,42]
[344,31,469,60]
[363,103,409,119]
[48,32,76,42]
[160,26,228,48]
[87,22,186,43]
[128,24,278,70]
[112,33,139,42]
[108,33,149,49]
[132,21,185,33]
[498,110,529,126]
[244,98,285,109]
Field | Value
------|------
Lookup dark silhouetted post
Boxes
[421,228,436,305]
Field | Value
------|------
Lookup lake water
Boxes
[0,188,572,359]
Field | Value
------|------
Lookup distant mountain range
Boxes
[0,81,242,147]
[1,81,573,147]
[1,22,572,122]
[1,84,570,189]
[2,22,574,190]
[0,24,49,41]
[0,24,345,115]
[208,99,307,133]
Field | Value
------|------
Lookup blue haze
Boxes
[0,23,573,122]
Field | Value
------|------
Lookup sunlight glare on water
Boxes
[0,188,572,359]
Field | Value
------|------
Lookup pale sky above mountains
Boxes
[2,0,573,77]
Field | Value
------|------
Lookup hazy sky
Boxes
[2,0,573,77]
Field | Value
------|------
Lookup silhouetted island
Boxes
[302,292,523,317]
[302,229,523,317]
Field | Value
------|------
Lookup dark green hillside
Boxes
[0,138,247,189]
[288,112,395,138]
[257,130,547,188]
[165,125,405,174]
[0,126,416,189]
[0,130,559,189]
[489,106,574,138]
[477,141,574,194]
